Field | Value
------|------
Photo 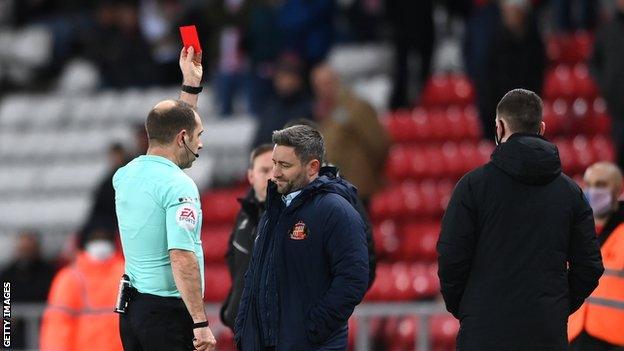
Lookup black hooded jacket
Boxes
[437,134,604,350]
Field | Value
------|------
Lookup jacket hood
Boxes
[491,133,561,185]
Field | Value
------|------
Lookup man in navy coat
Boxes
[235,125,369,351]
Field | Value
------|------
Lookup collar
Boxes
[140,154,178,168]
[282,190,302,207]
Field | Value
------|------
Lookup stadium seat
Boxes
[591,135,616,162]
[201,226,231,263]
[373,220,401,260]
[431,314,459,348]
[201,188,246,224]
[401,222,440,262]
[203,264,231,302]
[546,31,593,64]
[421,74,475,107]
[544,65,576,100]
[573,64,599,99]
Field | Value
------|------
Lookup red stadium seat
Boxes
[373,220,401,260]
[401,222,440,262]
[421,74,476,107]
[544,65,575,100]
[546,31,593,64]
[200,188,245,225]
[203,264,231,302]
[573,64,599,98]
[572,135,596,170]
[365,263,394,301]
[591,135,616,162]
[201,225,231,263]
[431,314,459,348]
[385,145,411,180]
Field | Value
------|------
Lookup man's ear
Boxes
[308,159,320,176]
[176,130,186,147]
[539,121,546,136]
[247,168,254,185]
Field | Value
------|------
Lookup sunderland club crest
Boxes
[289,220,308,240]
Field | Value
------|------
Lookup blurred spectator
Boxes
[252,54,313,146]
[311,64,389,206]
[463,0,500,138]
[590,0,624,170]
[221,143,273,330]
[386,0,434,109]
[138,0,187,84]
[479,0,545,140]
[85,0,160,87]
[0,231,55,348]
[337,0,384,42]
[569,162,624,350]
[278,0,335,66]
[553,0,597,32]
[40,225,124,351]
[83,142,128,232]
[244,0,282,116]
[205,0,251,116]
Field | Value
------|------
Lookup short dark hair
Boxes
[249,143,274,167]
[272,125,325,164]
[145,100,197,144]
[496,89,543,134]
[283,118,320,130]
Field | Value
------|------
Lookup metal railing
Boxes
[10,302,451,351]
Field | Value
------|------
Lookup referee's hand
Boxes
[193,326,216,351]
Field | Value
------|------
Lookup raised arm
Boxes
[179,46,203,108]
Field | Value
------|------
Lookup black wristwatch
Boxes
[193,321,209,329]
[181,85,203,94]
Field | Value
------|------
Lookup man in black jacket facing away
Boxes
[437,88,604,350]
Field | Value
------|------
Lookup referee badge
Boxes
[176,205,198,231]
[289,220,308,240]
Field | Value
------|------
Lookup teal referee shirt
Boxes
[113,155,204,298]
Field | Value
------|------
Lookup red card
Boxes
[179,25,202,53]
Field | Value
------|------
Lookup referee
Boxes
[114,47,216,351]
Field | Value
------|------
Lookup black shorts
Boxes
[119,292,194,351]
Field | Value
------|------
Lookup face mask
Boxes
[584,187,614,218]
[85,240,115,261]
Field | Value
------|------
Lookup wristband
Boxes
[193,321,209,329]
[182,85,203,94]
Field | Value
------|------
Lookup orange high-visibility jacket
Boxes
[40,252,125,351]
[569,223,624,346]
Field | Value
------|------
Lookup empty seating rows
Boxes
[419,74,475,108]
[554,135,615,175]
[373,220,440,262]
[370,180,455,221]
[543,97,611,137]
[543,64,599,100]
[385,142,494,181]
[546,31,593,65]
[366,262,439,301]
[384,106,482,143]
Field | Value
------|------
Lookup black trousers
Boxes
[570,331,624,351]
[119,292,194,351]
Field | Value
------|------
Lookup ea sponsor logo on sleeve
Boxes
[3,282,10,348]
[176,205,198,231]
